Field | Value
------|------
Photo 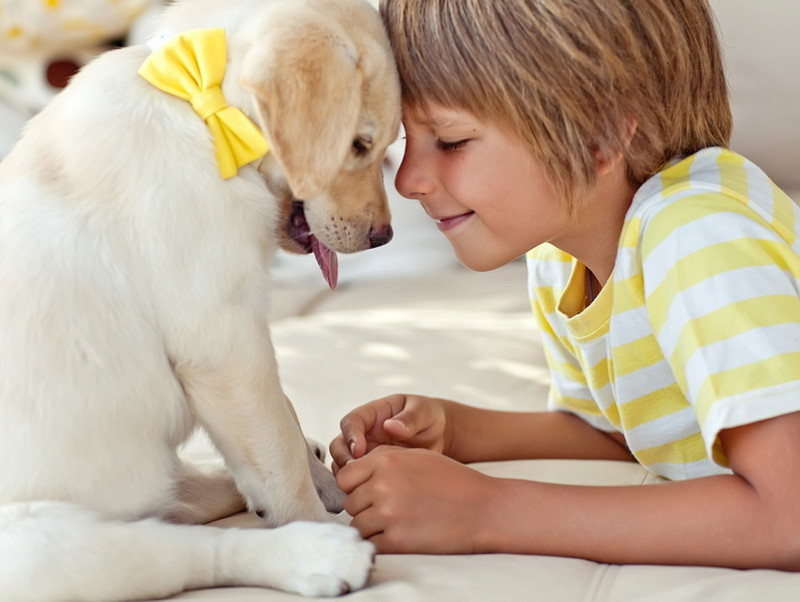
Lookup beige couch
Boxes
[148,1,800,599]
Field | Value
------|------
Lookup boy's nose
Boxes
[394,153,433,200]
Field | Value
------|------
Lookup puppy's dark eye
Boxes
[352,136,372,157]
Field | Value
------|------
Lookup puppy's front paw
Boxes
[223,521,374,596]
[272,522,375,597]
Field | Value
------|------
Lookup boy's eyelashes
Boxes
[435,139,470,152]
[397,134,471,152]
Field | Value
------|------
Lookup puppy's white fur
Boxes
[0,0,400,599]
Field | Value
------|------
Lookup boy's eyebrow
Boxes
[411,115,472,129]
[420,116,454,127]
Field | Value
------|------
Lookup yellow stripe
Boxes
[640,191,755,262]
[695,352,800,424]
[605,403,621,427]
[669,296,800,391]
[552,395,602,416]
[634,431,707,465]
[617,383,688,430]
[530,297,581,363]
[626,155,698,254]
[553,395,621,428]
[548,354,586,385]
[527,243,571,263]
[609,336,662,379]
[585,357,612,389]
[716,149,748,195]
[612,273,645,313]
[531,285,562,314]
[659,153,696,192]
[620,216,642,248]
[771,184,798,245]
[647,239,800,333]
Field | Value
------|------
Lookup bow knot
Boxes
[138,28,269,179]
[190,87,227,121]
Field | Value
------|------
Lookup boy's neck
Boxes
[553,158,637,287]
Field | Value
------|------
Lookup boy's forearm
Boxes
[476,474,800,570]
[442,401,633,464]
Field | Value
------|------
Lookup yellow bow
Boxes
[138,28,269,179]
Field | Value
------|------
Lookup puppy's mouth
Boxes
[289,201,339,290]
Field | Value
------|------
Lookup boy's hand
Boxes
[329,394,451,473]
[335,446,495,554]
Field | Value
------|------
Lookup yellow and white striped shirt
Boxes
[527,147,800,480]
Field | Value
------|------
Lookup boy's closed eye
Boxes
[435,139,470,152]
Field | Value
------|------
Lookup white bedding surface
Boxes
[160,262,800,601]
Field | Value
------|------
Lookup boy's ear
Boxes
[595,116,638,176]
[621,116,638,148]
[239,13,362,199]
[595,149,625,177]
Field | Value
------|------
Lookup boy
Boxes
[331,0,800,569]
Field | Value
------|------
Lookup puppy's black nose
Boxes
[369,224,393,248]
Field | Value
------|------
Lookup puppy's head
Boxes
[239,0,401,287]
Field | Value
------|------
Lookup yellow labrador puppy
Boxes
[0,0,400,599]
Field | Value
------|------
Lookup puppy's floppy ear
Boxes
[239,13,362,199]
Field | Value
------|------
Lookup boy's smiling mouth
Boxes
[434,211,475,232]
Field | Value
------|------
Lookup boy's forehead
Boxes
[403,103,478,128]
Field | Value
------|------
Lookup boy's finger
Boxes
[342,480,373,518]
[339,412,371,458]
[335,454,376,493]
[329,435,353,472]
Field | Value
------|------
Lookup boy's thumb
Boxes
[383,415,417,440]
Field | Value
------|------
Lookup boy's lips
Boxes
[435,211,475,232]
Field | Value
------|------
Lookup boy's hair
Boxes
[380,0,732,208]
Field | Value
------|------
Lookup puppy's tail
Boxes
[0,500,222,601]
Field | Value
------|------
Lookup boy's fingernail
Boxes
[349,440,356,455]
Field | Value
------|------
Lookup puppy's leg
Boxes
[165,448,343,525]
[0,501,374,601]
[176,325,330,526]
[164,463,247,524]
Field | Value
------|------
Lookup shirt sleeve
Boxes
[640,191,800,464]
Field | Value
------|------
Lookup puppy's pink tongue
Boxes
[310,236,338,290]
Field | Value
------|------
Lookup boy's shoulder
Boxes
[636,147,758,207]
[629,146,797,245]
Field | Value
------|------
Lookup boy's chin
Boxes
[453,249,513,273]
